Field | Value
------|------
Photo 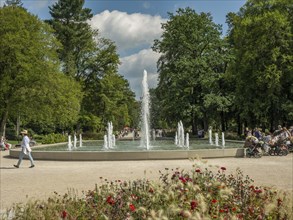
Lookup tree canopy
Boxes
[0,5,82,136]
[152,7,233,133]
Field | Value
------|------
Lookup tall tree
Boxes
[152,7,233,134]
[48,0,138,132]
[0,5,82,136]
[227,0,293,130]
[48,0,95,78]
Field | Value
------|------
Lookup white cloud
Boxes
[89,10,167,52]
[119,49,161,99]
[89,10,167,99]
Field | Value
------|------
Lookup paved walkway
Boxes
[0,150,292,212]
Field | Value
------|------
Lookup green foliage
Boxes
[48,1,139,132]
[152,7,234,133]
[82,131,104,140]
[40,133,67,144]
[48,0,94,78]
[0,5,83,136]
[3,161,292,219]
[227,0,293,129]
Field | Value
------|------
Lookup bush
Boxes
[2,160,292,220]
[40,133,67,144]
[82,131,104,140]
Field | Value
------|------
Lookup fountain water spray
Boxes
[176,121,185,147]
[68,135,72,151]
[103,121,115,149]
[140,70,150,150]
[186,133,189,149]
[79,134,82,147]
[73,134,77,149]
[209,128,213,145]
[222,132,225,148]
[215,133,219,146]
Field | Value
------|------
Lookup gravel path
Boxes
[1,150,292,212]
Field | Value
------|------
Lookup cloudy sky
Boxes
[2,0,246,99]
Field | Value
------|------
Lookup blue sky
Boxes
[3,0,246,99]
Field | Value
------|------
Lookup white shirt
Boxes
[21,135,30,149]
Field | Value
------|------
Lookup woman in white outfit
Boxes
[14,129,35,168]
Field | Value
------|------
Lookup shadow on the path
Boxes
[0,167,16,169]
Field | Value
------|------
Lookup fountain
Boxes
[209,127,213,145]
[140,70,150,150]
[79,134,83,147]
[215,133,219,146]
[103,121,115,149]
[222,132,225,148]
[73,134,77,149]
[9,70,245,160]
[68,135,72,151]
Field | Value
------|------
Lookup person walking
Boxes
[13,129,35,168]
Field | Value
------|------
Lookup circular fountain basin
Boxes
[9,139,245,161]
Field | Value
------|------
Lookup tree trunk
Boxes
[237,114,241,135]
[0,109,9,137]
[221,110,225,132]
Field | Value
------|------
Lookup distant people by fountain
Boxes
[197,129,205,138]
[13,129,35,168]
[1,136,11,150]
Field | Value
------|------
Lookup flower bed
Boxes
[3,161,292,220]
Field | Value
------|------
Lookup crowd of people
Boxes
[244,125,293,157]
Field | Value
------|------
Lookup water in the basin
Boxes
[37,139,243,152]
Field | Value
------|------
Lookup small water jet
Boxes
[73,134,77,149]
[68,135,72,151]
[209,127,213,145]
[215,133,219,146]
[103,121,116,150]
[79,134,83,147]
[222,132,225,148]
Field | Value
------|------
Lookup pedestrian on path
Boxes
[13,129,35,168]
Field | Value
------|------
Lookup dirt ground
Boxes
[1,150,292,212]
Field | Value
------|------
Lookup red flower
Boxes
[61,210,67,219]
[129,203,136,212]
[106,196,115,205]
[190,200,198,210]
[220,167,226,171]
[232,207,237,212]
[179,176,187,184]
[195,168,201,173]
[211,199,217,203]
[149,188,154,193]
[254,189,262,194]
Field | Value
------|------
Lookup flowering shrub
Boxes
[3,160,292,220]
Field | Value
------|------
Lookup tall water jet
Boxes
[140,70,150,150]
